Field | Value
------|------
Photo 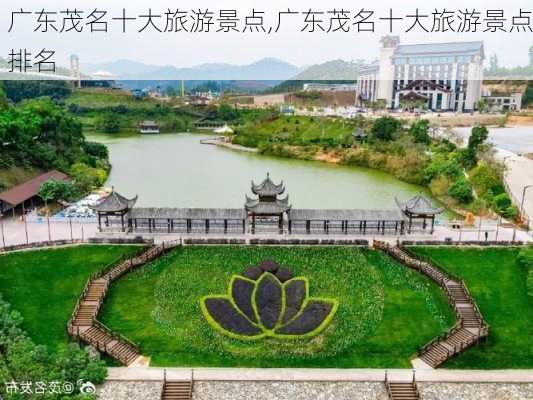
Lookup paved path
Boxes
[106,367,533,383]
[498,150,533,229]
[0,217,98,248]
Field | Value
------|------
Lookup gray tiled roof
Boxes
[251,173,285,197]
[395,194,444,215]
[393,41,484,57]
[245,195,291,214]
[90,191,137,212]
[289,208,406,221]
[128,208,246,220]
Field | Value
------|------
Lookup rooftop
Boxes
[0,170,69,208]
[289,208,406,221]
[245,195,291,215]
[251,173,285,197]
[395,194,444,216]
[90,190,138,213]
[128,207,246,220]
[392,41,484,58]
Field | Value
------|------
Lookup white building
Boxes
[357,36,485,112]
[482,91,522,112]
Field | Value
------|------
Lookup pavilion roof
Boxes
[395,194,444,216]
[90,190,137,213]
[245,194,291,214]
[251,173,285,197]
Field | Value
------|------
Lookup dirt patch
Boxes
[314,150,341,164]
[507,115,533,126]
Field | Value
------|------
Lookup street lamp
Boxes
[520,184,533,229]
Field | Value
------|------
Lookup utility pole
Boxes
[519,184,532,229]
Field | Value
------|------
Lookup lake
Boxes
[88,133,432,210]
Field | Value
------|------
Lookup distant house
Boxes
[482,91,522,112]
[139,121,160,134]
[352,128,368,142]
[279,104,295,115]
[0,170,69,215]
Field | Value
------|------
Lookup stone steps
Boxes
[162,381,192,400]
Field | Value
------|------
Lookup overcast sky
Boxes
[2,0,532,69]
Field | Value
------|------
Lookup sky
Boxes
[2,0,532,70]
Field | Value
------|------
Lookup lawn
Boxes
[0,245,143,351]
[100,246,453,367]
[409,246,533,369]
[233,115,357,148]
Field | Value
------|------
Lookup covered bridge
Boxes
[288,209,407,235]
[127,208,247,234]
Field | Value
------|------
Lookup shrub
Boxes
[371,116,401,141]
[448,178,473,204]
[409,119,431,144]
[0,295,107,399]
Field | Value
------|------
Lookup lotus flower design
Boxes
[200,260,338,340]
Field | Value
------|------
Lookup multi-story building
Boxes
[357,36,485,112]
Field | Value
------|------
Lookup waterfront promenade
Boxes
[1,217,530,249]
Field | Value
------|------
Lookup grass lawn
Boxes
[409,246,533,369]
[233,116,357,148]
[0,245,143,351]
[100,246,453,368]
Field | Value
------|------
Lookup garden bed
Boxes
[99,246,454,367]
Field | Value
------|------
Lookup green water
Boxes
[88,133,433,210]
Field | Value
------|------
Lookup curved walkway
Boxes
[67,241,180,365]
[374,241,489,369]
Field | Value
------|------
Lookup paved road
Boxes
[496,150,533,229]
[106,366,533,383]
[0,218,98,248]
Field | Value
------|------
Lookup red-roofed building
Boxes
[0,170,69,215]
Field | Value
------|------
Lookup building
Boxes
[302,83,357,92]
[139,121,160,134]
[0,170,69,215]
[482,91,522,112]
[245,173,291,234]
[357,36,485,112]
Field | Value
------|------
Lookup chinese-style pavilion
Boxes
[395,194,444,233]
[245,173,291,233]
[90,189,138,232]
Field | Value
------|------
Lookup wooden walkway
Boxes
[68,241,180,365]
[374,241,489,368]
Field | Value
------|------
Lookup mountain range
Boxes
[81,58,303,81]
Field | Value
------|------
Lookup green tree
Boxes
[476,99,487,113]
[468,125,489,151]
[409,119,431,144]
[0,83,8,110]
[102,114,120,133]
[371,116,401,141]
[448,177,473,204]
[69,163,107,194]
[38,179,78,203]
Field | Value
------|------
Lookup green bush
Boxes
[448,178,473,204]
[0,295,107,399]
[409,119,431,144]
[371,116,401,141]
